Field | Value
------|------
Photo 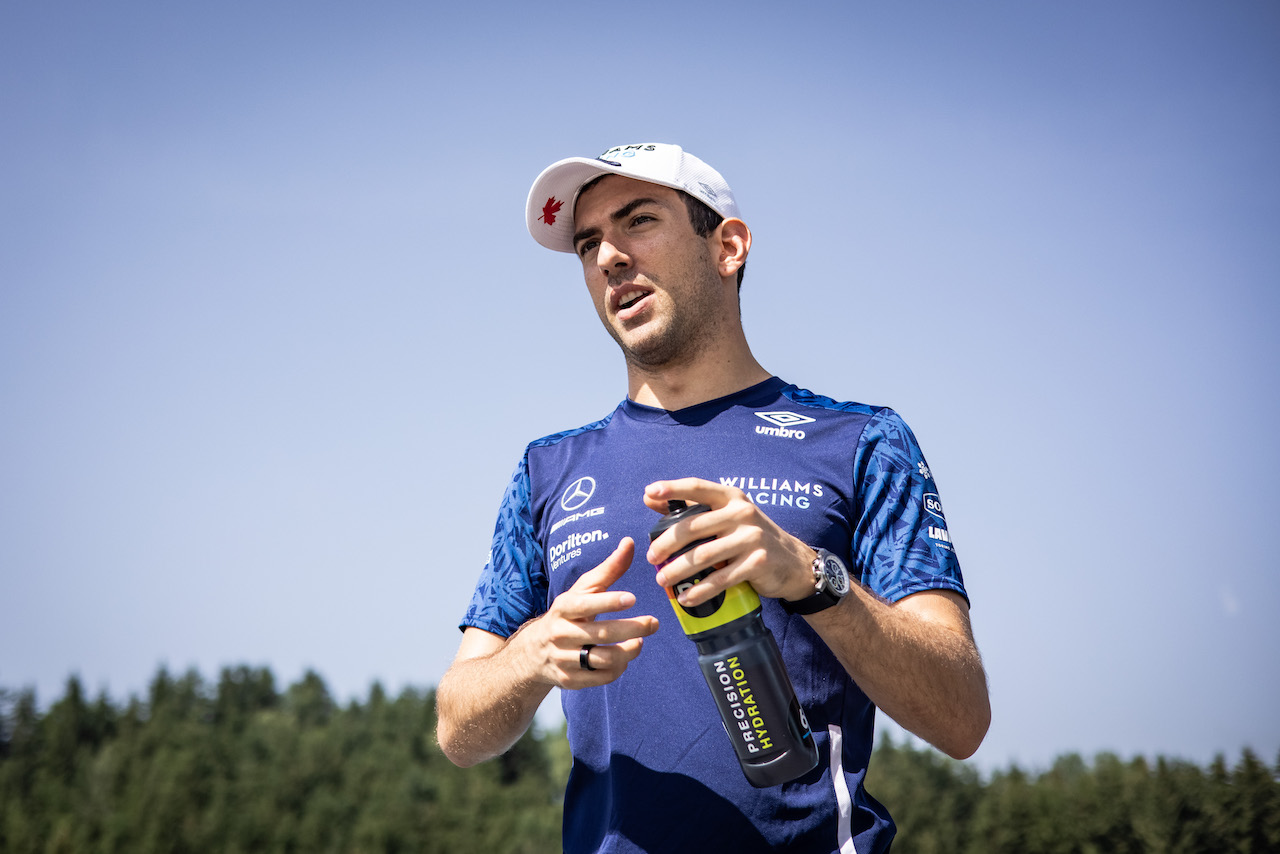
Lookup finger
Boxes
[649,510,753,575]
[588,636,649,670]
[657,527,772,606]
[652,534,724,587]
[570,537,635,593]
[556,539,648,622]
[662,529,815,605]
[643,477,728,512]
[671,559,747,607]
[566,636,649,685]
[556,589,640,624]
[577,615,660,646]
[645,486,760,569]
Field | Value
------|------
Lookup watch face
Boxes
[821,553,850,595]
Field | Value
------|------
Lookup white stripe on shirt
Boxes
[829,724,858,854]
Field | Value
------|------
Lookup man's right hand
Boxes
[513,536,659,688]
[436,537,659,767]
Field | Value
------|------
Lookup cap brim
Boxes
[525,158,615,253]
[526,156,703,253]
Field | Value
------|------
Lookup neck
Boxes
[626,335,771,411]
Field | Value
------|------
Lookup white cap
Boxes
[526,143,740,253]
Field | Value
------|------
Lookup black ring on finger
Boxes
[579,644,597,671]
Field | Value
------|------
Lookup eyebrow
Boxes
[572,197,665,248]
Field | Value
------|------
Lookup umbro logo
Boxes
[754,411,814,441]
[756,412,815,428]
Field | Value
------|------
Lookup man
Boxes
[436,143,990,853]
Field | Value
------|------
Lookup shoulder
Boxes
[526,410,617,453]
[777,384,934,478]
[777,382,906,442]
[781,383,923,435]
[491,411,618,509]
[780,383,881,418]
[516,410,620,506]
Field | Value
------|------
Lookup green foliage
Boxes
[3,670,1277,853]
[0,667,564,853]
[864,734,1280,854]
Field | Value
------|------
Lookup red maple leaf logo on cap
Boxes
[540,197,563,225]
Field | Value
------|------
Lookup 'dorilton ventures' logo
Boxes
[754,411,815,440]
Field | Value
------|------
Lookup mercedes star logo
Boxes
[561,476,597,511]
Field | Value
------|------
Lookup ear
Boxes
[715,218,751,282]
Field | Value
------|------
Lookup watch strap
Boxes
[779,551,845,615]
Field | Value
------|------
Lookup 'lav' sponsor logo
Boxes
[924,493,952,550]
[754,411,815,440]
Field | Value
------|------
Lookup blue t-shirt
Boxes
[462,377,966,854]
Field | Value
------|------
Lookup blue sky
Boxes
[3,1,1277,776]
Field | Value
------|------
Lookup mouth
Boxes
[612,285,653,315]
[619,289,646,310]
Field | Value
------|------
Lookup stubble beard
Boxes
[605,265,727,373]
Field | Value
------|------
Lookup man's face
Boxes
[571,175,730,370]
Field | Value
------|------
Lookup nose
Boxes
[596,238,630,275]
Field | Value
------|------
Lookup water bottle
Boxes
[649,500,819,787]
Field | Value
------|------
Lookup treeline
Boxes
[866,735,1280,853]
[1,668,1276,854]
[1,667,565,853]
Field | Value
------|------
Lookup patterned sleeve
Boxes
[851,408,968,604]
[459,452,550,637]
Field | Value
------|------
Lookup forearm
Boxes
[807,586,990,759]
[435,627,552,767]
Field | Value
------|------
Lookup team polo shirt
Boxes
[462,377,967,854]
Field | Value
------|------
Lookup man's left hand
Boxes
[644,478,818,606]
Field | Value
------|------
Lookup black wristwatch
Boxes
[780,549,851,615]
